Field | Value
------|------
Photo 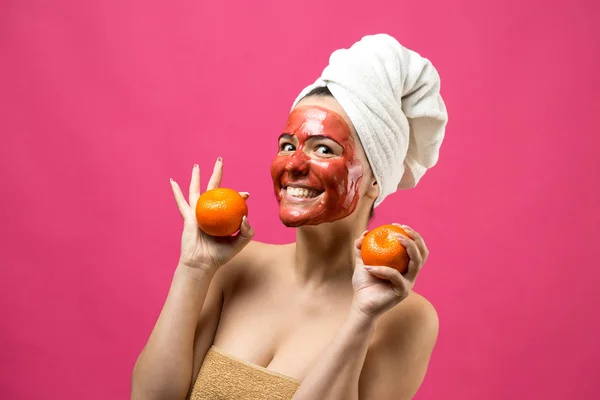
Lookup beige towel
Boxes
[190,346,300,400]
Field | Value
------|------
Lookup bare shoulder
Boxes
[390,291,439,329]
[376,291,439,344]
[213,240,292,294]
[360,292,439,399]
[224,240,291,270]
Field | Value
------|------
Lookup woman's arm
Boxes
[292,297,438,400]
[359,296,439,400]
[292,225,437,400]
[131,161,254,399]
[131,265,223,400]
[291,303,375,400]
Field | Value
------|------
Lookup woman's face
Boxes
[270,96,371,227]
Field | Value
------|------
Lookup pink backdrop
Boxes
[2,0,599,399]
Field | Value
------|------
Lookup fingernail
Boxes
[169,178,174,182]
[217,157,222,162]
[194,164,198,168]
[364,265,373,271]
[401,224,411,230]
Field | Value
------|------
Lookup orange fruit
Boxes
[361,224,410,274]
[195,188,248,237]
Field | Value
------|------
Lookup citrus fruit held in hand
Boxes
[361,224,410,274]
[195,188,248,237]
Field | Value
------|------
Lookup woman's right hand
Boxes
[169,158,254,273]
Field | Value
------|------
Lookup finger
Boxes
[206,157,223,190]
[397,234,423,283]
[364,266,409,298]
[170,179,190,218]
[189,164,200,207]
[240,191,250,200]
[400,224,429,261]
[353,230,369,258]
[239,215,254,239]
[354,230,369,250]
[231,215,254,253]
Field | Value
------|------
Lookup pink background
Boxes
[1,0,599,399]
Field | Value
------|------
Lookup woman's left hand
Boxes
[351,224,429,319]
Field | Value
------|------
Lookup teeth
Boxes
[286,187,320,198]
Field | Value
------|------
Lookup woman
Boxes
[132,34,448,400]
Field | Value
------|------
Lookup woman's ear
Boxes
[366,179,379,201]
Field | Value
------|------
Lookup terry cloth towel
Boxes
[190,346,301,399]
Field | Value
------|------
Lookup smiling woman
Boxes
[131,33,448,400]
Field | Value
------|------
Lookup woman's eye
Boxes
[281,143,295,152]
[316,145,333,155]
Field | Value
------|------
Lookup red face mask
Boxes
[270,106,364,227]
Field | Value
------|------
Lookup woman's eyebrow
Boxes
[278,133,294,141]
[306,135,342,146]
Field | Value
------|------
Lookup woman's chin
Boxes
[279,212,312,228]
[279,211,321,228]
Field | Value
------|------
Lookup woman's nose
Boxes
[285,151,310,175]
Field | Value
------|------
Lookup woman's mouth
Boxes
[282,185,324,202]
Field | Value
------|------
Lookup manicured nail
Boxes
[193,164,198,168]
[217,157,222,162]
[169,178,174,182]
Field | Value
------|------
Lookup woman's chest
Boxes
[212,281,353,380]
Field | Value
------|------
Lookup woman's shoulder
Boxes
[376,291,439,344]
[215,240,294,287]
[361,292,440,396]
[233,240,294,267]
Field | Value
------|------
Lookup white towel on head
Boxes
[292,34,448,207]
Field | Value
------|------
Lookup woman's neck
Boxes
[292,218,368,287]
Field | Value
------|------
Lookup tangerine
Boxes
[195,188,248,237]
[361,224,410,274]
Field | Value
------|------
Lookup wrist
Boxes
[175,262,217,282]
[177,255,220,270]
[347,302,377,333]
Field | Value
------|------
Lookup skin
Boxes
[131,96,439,400]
